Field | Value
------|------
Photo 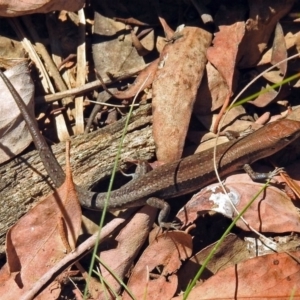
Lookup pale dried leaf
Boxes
[0,62,34,163]
[0,0,84,16]
[197,105,252,133]
[258,32,296,67]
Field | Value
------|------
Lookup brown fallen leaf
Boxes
[196,105,256,135]
[206,21,245,133]
[130,27,155,56]
[93,2,147,82]
[177,234,249,291]
[152,26,212,162]
[0,142,82,299]
[237,0,294,68]
[193,62,229,115]
[258,32,296,66]
[177,173,300,233]
[207,22,245,97]
[178,233,300,293]
[176,251,300,299]
[0,0,84,16]
[96,206,157,299]
[106,59,159,100]
[122,231,192,300]
[277,159,300,199]
[250,22,288,107]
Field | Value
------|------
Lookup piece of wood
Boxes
[0,103,154,254]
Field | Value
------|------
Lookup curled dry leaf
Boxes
[196,105,256,134]
[0,63,34,163]
[0,145,81,299]
[177,174,300,233]
[122,231,192,300]
[275,159,300,199]
[178,251,300,299]
[96,206,157,299]
[112,59,159,100]
[130,28,155,56]
[237,0,295,68]
[152,26,212,162]
[0,36,25,68]
[257,32,296,66]
[250,22,288,107]
[193,62,229,115]
[92,2,146,81]
[0,0,84,16]
[206,22,245,98]
[206,21,245,132]
[178,233,300,293]
[177,234,248,291]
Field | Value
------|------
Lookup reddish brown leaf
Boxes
[122,231,192,300]
[194,62,229,115]
[250,22,288,107]
[96,206,157,299]
[238,0,294,68]
[0,144,81,299]
[206,21,245,132]
[177,174,300,233]
[178,233,300,294]
[177,251,300,299]
[112,59,159,99]
[152,26,212,162]
[207,22,245,95]
[177,234,248,291]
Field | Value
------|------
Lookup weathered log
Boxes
[0,103,154,254]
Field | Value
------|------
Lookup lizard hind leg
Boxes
[146,197,180,229]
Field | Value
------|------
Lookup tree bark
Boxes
[0,103,154,255]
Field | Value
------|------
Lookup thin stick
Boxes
[35,64,147,104]
[20,217,126,300]
[75,8,86,134]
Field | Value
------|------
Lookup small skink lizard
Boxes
[1,69,300,227]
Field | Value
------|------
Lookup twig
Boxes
[9,17,70,141]
[86,99,139,108]
[20,217,127,300]
[75,8,86,134]
[8,18,54,94]
[35,64,147,104]
[22,15,73,106]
